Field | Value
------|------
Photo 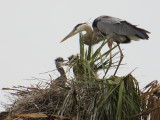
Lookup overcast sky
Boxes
[0,0,160,111]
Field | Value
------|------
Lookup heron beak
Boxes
[59,59,69,66]
[60,29,78,43]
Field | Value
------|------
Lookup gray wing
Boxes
[92,16,150,40]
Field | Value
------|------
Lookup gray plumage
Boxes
[92,15,150,43]
[61,15,150,76]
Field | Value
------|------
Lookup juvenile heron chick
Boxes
[53,57,67,86]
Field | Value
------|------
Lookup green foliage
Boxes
[58,34,143,120]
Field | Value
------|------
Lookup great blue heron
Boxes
[52,57,67,86]
[61,15,150,75]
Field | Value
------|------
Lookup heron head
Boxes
[61,23,88,43]
[55,57,68,67]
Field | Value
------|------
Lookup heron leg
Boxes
[103,40,113,78]
[108,40,113,62]
[114,44,124,76]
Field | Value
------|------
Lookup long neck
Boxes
[58,67,65,76]
[56,63,65,76]
[82,25,93,45]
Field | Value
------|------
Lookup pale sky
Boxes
[0,0,160,111]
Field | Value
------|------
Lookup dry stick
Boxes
[39,69,57,74]
[129,67,138,74]
[126,106,160,118]
[2,88,28,94]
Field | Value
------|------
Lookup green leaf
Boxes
[116,81,124,120]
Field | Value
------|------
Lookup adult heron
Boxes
[61,15,150,76]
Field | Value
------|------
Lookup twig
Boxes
[126,106,160,118]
